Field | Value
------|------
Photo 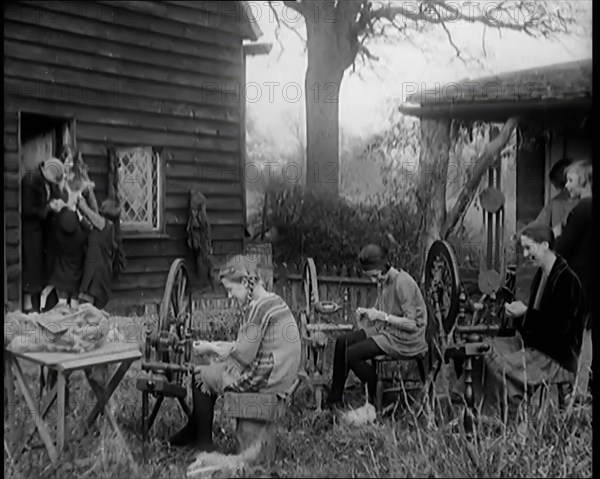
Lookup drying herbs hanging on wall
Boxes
[187,188,214,290]
[105,147,127,279]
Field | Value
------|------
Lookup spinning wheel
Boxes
[424,240,461,336]
[303,258,345,319]
[303,258,320,318]
[422,240,518,438]
[300,258,352,410]
[136,259,195,449]
[157,258,193,377]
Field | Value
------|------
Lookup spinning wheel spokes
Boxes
[424,240,461,336]
[303,258,319,320]
[159,259,193,380]
[137,258,196,449]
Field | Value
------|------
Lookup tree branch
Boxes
[268,2,288,60]
[430,4,467,65]
[282,0,303,15]
[481,24,488,57]
[433,1,529,32]
[365,0,562,38]
[269,1,307,54]
[368,4,432,24]
[441,117,519,239]
[358,43,379,62]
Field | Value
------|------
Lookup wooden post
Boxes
[240,48,248,251]
[4,207,7,307]
[502,130,517,267]
[463,354,475,438]
[17,110,23,310]
[418,118,451,280]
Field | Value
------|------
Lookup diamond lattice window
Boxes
[116,146,161,232]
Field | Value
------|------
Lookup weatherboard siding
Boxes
[4,0,249,307]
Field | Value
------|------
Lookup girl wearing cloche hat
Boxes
[326,242,429,410]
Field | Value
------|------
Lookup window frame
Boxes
[114,145,167,238]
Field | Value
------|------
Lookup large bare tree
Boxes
[268,0,579,197]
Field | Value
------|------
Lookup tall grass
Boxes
[4,310,592,478]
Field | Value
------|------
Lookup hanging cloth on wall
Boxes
[186,189,214,290]
[105,147,127,279]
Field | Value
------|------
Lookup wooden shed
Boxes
[4,1,269,310]
[399,58,592,296]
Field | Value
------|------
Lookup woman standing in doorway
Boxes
[21,158,66,312]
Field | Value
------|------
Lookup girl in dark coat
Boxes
[21,159,66,312]
[461,224,586,422]
[21,167,50,312]
[555,159,593,401]
[77,196,118,309]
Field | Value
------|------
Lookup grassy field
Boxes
[4,310,593,479]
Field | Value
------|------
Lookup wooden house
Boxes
[398,58,592,297]
[4,1,271,310]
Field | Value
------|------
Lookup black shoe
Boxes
[195,440,218,453]
[171,386,217,449]
[169,421,197,447]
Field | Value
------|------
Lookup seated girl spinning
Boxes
[170,255,302,451]
[459,223,587,422]
[326,243,428,409]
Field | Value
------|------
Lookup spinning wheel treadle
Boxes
[424,240,461,335]
[136,258,195,449]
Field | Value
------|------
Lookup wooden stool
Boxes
[222,392,287,465]
[372,352,429,413]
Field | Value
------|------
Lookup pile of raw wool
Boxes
[5,303,119,354]
[341,402,377,426]
[340,385,377,426]
[186,443,261,478]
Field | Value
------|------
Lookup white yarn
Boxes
[341,384,377,426]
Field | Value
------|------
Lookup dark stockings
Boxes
[327,329,384,405]
[169,383,217,451]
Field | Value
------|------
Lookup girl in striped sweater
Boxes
[170,255,301,451]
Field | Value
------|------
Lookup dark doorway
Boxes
[19,112,75,311]
[514,127,546,301]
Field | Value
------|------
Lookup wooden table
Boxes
[4,340,141,462]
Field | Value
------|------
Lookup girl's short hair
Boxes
[219,254,260,283]
[520,223,555,250]
[548,157,574,189]
[565,159,593,188]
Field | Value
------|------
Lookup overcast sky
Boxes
[245,1,592,142]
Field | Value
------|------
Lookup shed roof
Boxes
[165,1,263,40]
[399,58,592,121]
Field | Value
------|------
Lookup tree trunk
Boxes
[304,22,344,197]
[301,0,362,198]
[417,118,451,280]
